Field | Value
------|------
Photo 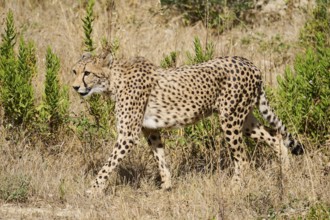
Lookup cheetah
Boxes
[72,50,304,195]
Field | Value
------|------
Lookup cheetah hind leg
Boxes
[143,129,172,190]
[243,110,290,170]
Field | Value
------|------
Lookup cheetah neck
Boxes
[103,61,125,101]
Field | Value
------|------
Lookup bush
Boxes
[276,47,330,142]
[0,12,36,127]
[1,10,69,141]
[0,10,16,60]
[0,11,17,111]
[275,1,330,143]
[186,37,214,64]
[0,174,30,203]
[160,51,177,68]
[161,0,254,31]
[82,0,95,52]
[38,47,69,134]
[300,0,330,48]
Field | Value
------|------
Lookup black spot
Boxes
[238,137,243,143]
[267,115,272,121]
[150,135,158,141]
[291,143,304,155]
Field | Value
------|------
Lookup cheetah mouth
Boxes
[78,90,91,97]
[79,92,89,96]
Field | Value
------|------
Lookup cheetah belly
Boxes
[142,72,218,129]
[142,106,181,129]
[142,104,213,129]
[142,114,168,129]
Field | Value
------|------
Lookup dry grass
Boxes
[0,0,329,219]
[0,127,329,219]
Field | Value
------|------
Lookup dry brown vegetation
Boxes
[0,0,329,219]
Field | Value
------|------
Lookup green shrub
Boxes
[0,174,30,203]
[275,1,330,143]
[0,10,17,103]
[276,47,330,142]
[186,37,214,64]
[303,203,330,220]
[300,0,330,48]
[38,47,69,134]
[0,11,36,127]
[0,10,16,59]
[160,51,177,68]
[82,0,95,52]
[161,0,253,31]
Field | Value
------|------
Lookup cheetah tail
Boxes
[258,87,304,155]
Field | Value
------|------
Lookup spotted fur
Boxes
[72,51,304,195]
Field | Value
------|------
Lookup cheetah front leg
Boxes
[220,121,249,181]
[86,135,138,195]
[217,97,251,182]
[86,84,149,196]
[143,129,172,190]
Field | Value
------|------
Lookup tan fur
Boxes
[72,51,303,195]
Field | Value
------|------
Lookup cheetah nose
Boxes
[73,86,80,91]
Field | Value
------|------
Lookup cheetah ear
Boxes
[99,51,114,68]
[81,52,92,60]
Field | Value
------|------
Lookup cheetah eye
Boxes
[72,69,77,75]
[84,71,91,76]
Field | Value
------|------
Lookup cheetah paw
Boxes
[161,180,172,191]
[85,187,104,198]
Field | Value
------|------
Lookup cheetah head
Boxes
[72,51,113,97]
